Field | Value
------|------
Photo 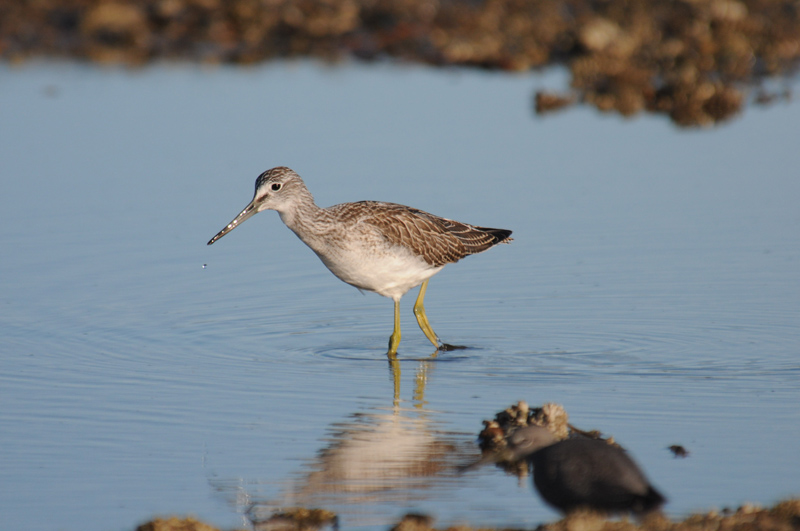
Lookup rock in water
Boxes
[508,425,666,515]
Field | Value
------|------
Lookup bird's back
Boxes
[328,201,512,268]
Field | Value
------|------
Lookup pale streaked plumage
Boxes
[208,166,512,356]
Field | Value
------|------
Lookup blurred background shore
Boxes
[2,0,798,126]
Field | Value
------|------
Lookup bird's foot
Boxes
[438,343,468,351]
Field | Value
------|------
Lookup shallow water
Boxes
[1,61,798,531]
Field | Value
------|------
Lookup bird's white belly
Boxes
[312,240,443,300]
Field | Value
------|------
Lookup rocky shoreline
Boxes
[136,499,800,531]
[2,0,798,126]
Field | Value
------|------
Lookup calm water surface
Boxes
[1,61,798,531]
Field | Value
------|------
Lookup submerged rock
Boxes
[508,425,666,515]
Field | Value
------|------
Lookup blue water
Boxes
[1,61,798,531]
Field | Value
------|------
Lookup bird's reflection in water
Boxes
[286,408,463,504]
[388,351,435,408]
[277,355,470,504]
[224,354,475,528]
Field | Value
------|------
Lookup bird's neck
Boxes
[276,193,329,241]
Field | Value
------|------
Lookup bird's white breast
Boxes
[312,237,443,300]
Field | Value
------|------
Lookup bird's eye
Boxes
[271,183,281,191]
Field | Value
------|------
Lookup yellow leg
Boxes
[413,279,441,349]
[387,299,401,357]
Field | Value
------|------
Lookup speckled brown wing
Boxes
[343,201,512,267]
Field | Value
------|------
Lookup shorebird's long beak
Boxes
[207,198,258,245]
